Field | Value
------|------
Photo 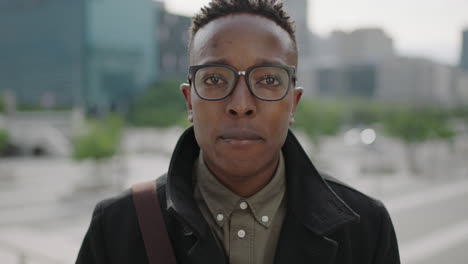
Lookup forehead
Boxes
[190,13,296,67]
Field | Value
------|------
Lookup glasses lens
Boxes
[194,67,235,99]
[249,67,290,100]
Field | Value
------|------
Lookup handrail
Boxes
[0,240,63,264]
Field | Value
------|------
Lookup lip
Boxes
[218,128,263,143]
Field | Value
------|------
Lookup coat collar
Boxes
[165,127,360,262]
[281,129,360,236]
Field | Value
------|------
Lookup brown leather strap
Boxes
[132,181,177,264]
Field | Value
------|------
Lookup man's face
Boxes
[181,13,302,178]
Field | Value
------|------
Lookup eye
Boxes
[258,75,280,86]
[203,74,226,85]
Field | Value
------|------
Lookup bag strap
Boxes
[132,180,177,264]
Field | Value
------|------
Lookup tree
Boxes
[294,98,344,150]
[0,95,4,113]
[128,80,188,127]
[0,130,8,154]
[73,114,123,161]
[381,108,455,174]
[73,114,124,189]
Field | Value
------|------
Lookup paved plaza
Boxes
[1,130,467,264]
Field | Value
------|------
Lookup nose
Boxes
[226,76,257,118]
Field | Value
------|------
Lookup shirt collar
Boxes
[195,151,286,228]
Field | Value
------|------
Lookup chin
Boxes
[221,158,262,178]
[219,146,274,168]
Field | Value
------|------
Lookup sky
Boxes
[163,0,468,66]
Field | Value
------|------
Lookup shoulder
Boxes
[321,172,400,262]
[92,174,168,221]
[321,171,385,207]
[320,172,399,251]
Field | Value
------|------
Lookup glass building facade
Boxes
[461,29,468,71]
[85,0,159,113]
[0,0,160,112]
[0,0,85,107]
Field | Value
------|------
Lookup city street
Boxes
[0,155,467,264]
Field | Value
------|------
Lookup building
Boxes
[0,0,162,113]
[157,7,191,81]
[314,28,394,99]
[317,64,377,98]
[314,28,394,98]
[282,0,316,93]
[376,57,459,106]
[85,0,159,113]
[0,0,85,107]
[317,28,394,67]
[314,27,468,106]
[460,29,468,71]
[317,55,467,106]
[282,0,312,59]
[453,68,468,105]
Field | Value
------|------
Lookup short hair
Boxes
[188,0,297,62]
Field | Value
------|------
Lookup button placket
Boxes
[216,213,224,222]
[237,229,246,238]
[229,210,254,264]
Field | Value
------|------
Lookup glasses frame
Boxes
[188,64,297,101]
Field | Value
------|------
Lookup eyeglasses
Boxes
[188,64,296,101]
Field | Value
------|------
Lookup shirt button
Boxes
[261,216,269,223]
[237,229,246,238]
[216,214,224,221]
[239,202,248,210]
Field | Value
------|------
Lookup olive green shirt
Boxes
[193,151,286,264]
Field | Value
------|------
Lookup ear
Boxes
[180,83,193,122]
[289,87,303,125]
[291,86,303,114]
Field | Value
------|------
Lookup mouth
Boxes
[218,129,263,145]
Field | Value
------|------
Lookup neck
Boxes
[204,152,280,197]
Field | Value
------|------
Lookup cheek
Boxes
[263,98,293,121]
[192,99,220,122]
[191,97,225,141]
[261,101,293,134]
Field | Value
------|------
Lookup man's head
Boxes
[181,0,303,184]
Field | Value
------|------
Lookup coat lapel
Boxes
[274,213,338,264]
[186,235,227,264]
[273,131,360,264]
[165,127,228,264]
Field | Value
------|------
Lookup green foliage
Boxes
[294,98,344,139]
[73,114,124,161]
[344,99,394,126]
[294,98,456,143]
[128,80,188,127]
[18,105,72,111]
[381,108,455,143]
[451,106,468,122]
[0,129,8,153]
[0,96,4,113]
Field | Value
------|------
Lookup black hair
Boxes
[188,0,297,61]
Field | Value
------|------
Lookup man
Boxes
[76,0,400,263]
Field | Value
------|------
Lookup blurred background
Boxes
[0,0,467,263]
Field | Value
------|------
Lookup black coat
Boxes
[76,127,400,264]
